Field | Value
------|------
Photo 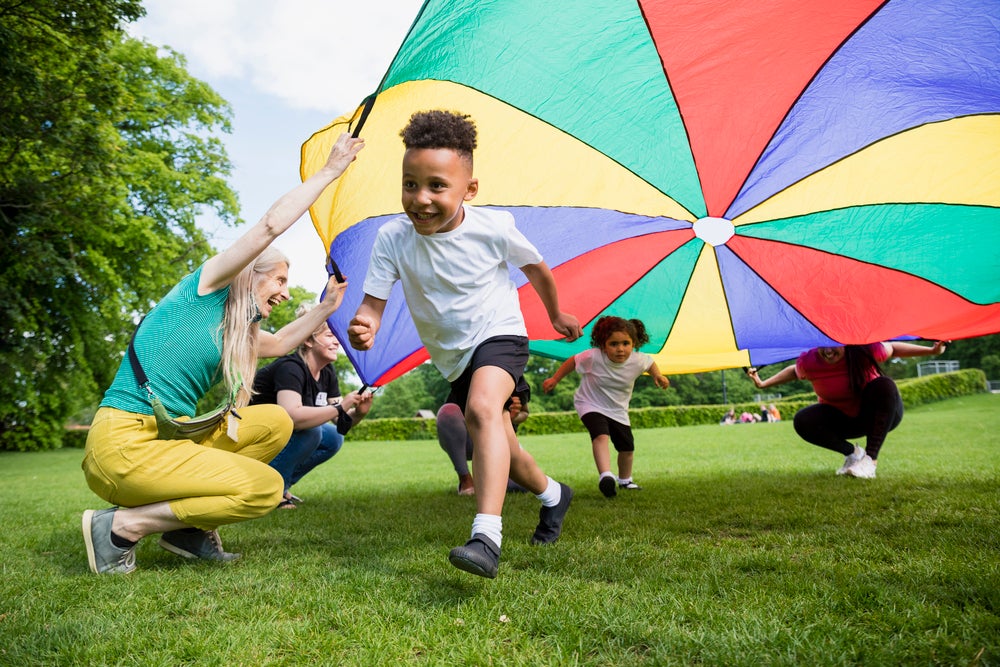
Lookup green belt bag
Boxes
[127,319,237,443]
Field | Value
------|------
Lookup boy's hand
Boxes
[551,312,582,342]
[348,314,377,350]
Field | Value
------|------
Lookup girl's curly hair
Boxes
[589,316,650,350]
[400,110,477,160]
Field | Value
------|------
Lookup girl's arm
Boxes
[648,361,670,389]
[520,261,582,342]
[258,274,347,358]
[199,133,364,295]
[348,294,387,351]
[542,356,577,393]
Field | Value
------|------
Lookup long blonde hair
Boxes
[220,246,289,407]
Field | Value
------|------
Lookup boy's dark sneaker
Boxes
[531,483,574,545]
[599,476,617,498]
[448,533,500,578]
[158,528,241,562]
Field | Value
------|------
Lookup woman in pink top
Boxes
[746,341,947,479]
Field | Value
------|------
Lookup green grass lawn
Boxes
[1,394,997,666]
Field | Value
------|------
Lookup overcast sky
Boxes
[129,0,421,292]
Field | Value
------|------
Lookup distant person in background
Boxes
[251,307,372,508]
[720,408,736,425]
[747,340,947,478]
[437,390,530,496]
[543,316,669,498]
[768,404,782,422]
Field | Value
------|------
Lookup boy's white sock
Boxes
[599,471,615,481]
[471,513,502,547]
[535,476,562,508]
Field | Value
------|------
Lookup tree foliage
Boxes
[0,1,239,450]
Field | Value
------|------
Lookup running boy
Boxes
[348,110,582,578]
[543,316,669,497]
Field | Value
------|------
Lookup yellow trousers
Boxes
[82,405,291,530]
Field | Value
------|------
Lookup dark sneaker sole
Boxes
[599,477,617,498]
[448,550,498,579]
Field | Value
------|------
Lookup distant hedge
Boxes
[62,369,987,447]
[342,368,988,442]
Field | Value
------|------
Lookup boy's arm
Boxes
[542,356,577,393]
[520,261,582,341]
[348,294,387,351]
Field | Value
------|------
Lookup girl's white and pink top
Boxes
[572,347,654,426]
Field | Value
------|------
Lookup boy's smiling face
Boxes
[401,147,478,235]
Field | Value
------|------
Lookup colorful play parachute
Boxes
[302,0,1000,387]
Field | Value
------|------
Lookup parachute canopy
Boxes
[302,0,1000,387]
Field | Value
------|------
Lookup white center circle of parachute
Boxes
[693,217,735,247]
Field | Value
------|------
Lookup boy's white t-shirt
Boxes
[573,347,654,426]
[363,205,543,381]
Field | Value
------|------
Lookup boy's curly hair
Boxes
[400,110,477,160]
[590,316,650,350]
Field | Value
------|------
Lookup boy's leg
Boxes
[465,365,517,516]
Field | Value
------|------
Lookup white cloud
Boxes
[131,0,418,114]
[127,0,422,291]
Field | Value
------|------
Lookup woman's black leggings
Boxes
[792,376,903,460]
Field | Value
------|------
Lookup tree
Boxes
[0,1,239,450]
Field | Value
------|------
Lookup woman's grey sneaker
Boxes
[531,483,574,545]
[158,529,241,561]
[449,533,500,578]
[82,508,136,575]
[599,476,617,498]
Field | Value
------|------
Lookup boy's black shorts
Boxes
[581,411,635,452]
[446,335,530,413]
